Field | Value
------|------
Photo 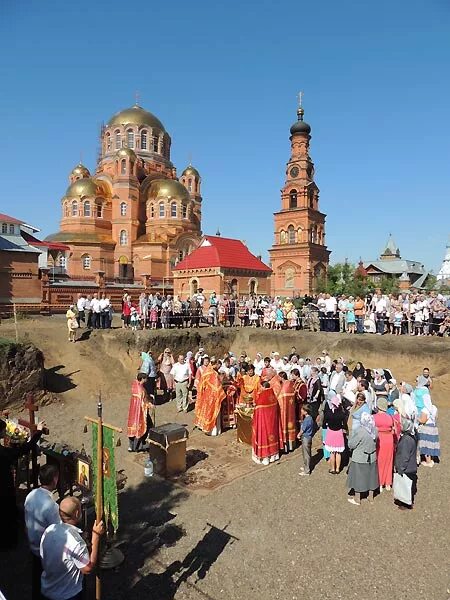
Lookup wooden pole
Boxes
[95,396,103,600]
[13,303,19,342]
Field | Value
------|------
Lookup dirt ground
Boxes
[0,316,449,600]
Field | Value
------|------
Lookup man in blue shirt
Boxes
[298,405,314,476]
[140,350,157,398]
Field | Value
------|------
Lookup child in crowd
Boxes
[393,310,403,335]
[298,404,314,476]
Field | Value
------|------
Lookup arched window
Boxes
[71,201,78,217]
[96,202,102,218]
[309,193,314,208]
[83,201,91,217]
[249,279,257,295]
[311,227,317,243]
[64,203,69,217]
[188,178,192,192]
[127,129,134,148]
[280,230,287,244]
[149,203,154,218]
[171,202,177,218]
[82,254,91,270]
[115,131,121,149]
[159,202,165,218]
[1,223,7,234]
[182,203,187,219]
[106,133,111,152]
[190,279,198,296]
[285,268,295,288]
[58,254,67,268]
[153,135,159,152]
[119,230,128,246]
[287,225,296,244]
[141,130,148,150]
[178,249,184,261]
[120,202,127,216]
[120,159,126,175]
[289,189,298,209]
[297,227,302,243]
[9,224,14,234]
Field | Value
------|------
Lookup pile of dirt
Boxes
[0,338,45,411]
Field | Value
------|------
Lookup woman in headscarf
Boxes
[347,412,379,505]
[393,411,418,510]
[66,305,78,343]
[253,353,265,376]
[348,392,371,432]
[373,398,396,491]
[322,394,346,474]
[372,369,389,407]
[352,362,365,381]
[417,392,440,467]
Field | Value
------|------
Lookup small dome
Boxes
[116,147,137,160]
[182,165,200,178]
[70,163,90,178]
[65,178,104,198]
[290,107,311,135]
[107,104,165,132]
[148,178,190,203]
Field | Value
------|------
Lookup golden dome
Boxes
[107,104,165,131]
[148,178,190,202]
[182,165,200,178]
[71,163,90,178]
[65,178,106,198]
[116,147,137,160]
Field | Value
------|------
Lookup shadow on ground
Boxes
[44,365,78,393]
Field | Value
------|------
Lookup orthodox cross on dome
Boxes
[297,91,303,108]
[134,90,141,106]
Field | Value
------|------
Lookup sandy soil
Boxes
[0,316,449,600]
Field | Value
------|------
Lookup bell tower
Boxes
[269,96,331,296]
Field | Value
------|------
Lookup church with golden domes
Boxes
[47,104,202,284]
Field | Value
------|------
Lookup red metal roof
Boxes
[21,230,70,251]
[0,213,23,224]
[174,235,271,272]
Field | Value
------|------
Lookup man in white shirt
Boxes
[90,294,101,329]
[338,295,348,333]
[40,497,104,600]
[329,362,345,395]
[281,357,292,376]
[170,355,192,412]
[324,294,337,332]
[84,295,92,329]
[25,464,60,600]
[373,293,387,335]
[342,370,358,405]
[317,294,327,331]
[99,294,110,329]
[75,295,86,328]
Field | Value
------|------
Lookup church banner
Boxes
[92,423,119,531]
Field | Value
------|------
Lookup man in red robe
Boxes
[194,362,226,435]
[252,382,283,465]
[127,373,153,452]
[277,372,298,452]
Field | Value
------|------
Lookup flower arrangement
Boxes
[3,419,30,445]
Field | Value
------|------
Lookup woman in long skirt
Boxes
[417,394,440,466]
[347,413,379,505]
[373,398,395,490]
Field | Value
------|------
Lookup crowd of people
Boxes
[128,345,440,510]
[64,289,450,340]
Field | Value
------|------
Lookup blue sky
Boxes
[1,0,449,272]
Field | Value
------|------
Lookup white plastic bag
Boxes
[393,472,412,505]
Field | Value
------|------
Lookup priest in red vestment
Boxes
[277,372,298,452]
[252,382,283,465]
[127,372,154,452]
[194,362,226,435]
